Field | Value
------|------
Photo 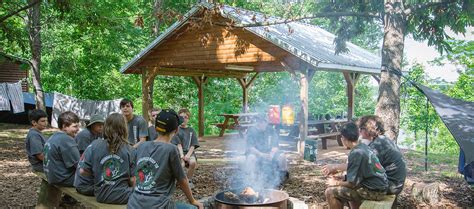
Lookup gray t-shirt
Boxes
[25,128,46,172]
[74,144,94,195]
[369,135,407,193]
[127,115,148,145]
[246,126,279,154]
[75,128,101,154]
[346,143,388,191]
[82,139,134,204]
[43,132,80,186]
[171,127,199,154]
[148,126,158,141]
[127,141,187,209]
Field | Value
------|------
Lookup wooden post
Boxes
[299,70,309,154]
[141,68,159,124]
[343,72,360,121]
[36,179,61,208]
[237,73,259,113]
[193,76,208,137]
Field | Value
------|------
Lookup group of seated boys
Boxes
[25,99,203,209]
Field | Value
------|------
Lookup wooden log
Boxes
[411,182,440,205]
[36,179,62,208]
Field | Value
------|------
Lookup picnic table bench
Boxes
[306,119,348,149]
[360,194,396,209]
[35,172,125,209]
[214,113,258,137]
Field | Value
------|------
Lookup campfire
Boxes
[223,187,268,204]
[214,187,289,208]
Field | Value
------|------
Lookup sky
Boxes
[403,27,473,82]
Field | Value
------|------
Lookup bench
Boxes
[307,131,342,149]
[35,172,125,209]
[213,122,256,137]
[360,194,396,209]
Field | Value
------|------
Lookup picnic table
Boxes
[214,113,258,137]
[307,119,349,149]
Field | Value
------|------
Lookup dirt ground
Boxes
[0,123,473,208]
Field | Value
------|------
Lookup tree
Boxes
[212,0,472,140]
[27,0,45,111]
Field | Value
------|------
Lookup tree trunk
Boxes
[152,0,163,36]
[375,0,406,141]
[148,0,163,110]
[27,0,45,111]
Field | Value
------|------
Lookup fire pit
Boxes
[214,188,289,209]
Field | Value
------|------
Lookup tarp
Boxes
[413,83,474,166]
[23,92,54,107]
[51,92,121,128]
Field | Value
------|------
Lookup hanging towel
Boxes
[0,83,11,111]
[7,81,24,113]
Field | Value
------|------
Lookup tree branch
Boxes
[404,0,458,16]
[192,11,381,28]
[0,0,41,23]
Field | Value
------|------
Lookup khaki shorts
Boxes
[327,186,387,202]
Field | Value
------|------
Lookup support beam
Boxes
[343,72,360,121]
[142,68,159,124]
[237,73,259,113]
[299,70,309,154]
[192,76,208,137]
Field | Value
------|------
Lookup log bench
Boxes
[360,194,396,209]
[35,172,125,209]
[307,131,342,149]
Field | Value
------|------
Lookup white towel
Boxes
[7,81,24,113]
[0,83,11,111]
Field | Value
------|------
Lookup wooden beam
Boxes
[299,69,309,155]
[236,73,260,113]
[192,76,207,137]
[138,67,249,78]
[343,72,360,121]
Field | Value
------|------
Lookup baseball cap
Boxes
[155,109,183,133]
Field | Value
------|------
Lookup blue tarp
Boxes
[22,92,54,107]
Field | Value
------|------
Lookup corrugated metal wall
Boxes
[0,60,28,92]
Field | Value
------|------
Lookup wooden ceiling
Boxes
[128,16,306,78]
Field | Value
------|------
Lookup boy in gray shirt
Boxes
[43,111,80,186]
[120,99,148,147]
[75,114,104,154]
[25,109,48,172]
[325,122,388,209]
[128,109,203,209]
[172,108,200,187]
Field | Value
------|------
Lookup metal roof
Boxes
[120,3,381,74]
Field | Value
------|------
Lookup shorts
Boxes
[327,186,387,202]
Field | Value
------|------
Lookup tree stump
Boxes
[411,182,440,205]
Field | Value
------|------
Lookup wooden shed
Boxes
[120,3,381,139]
[0,52,29,92]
